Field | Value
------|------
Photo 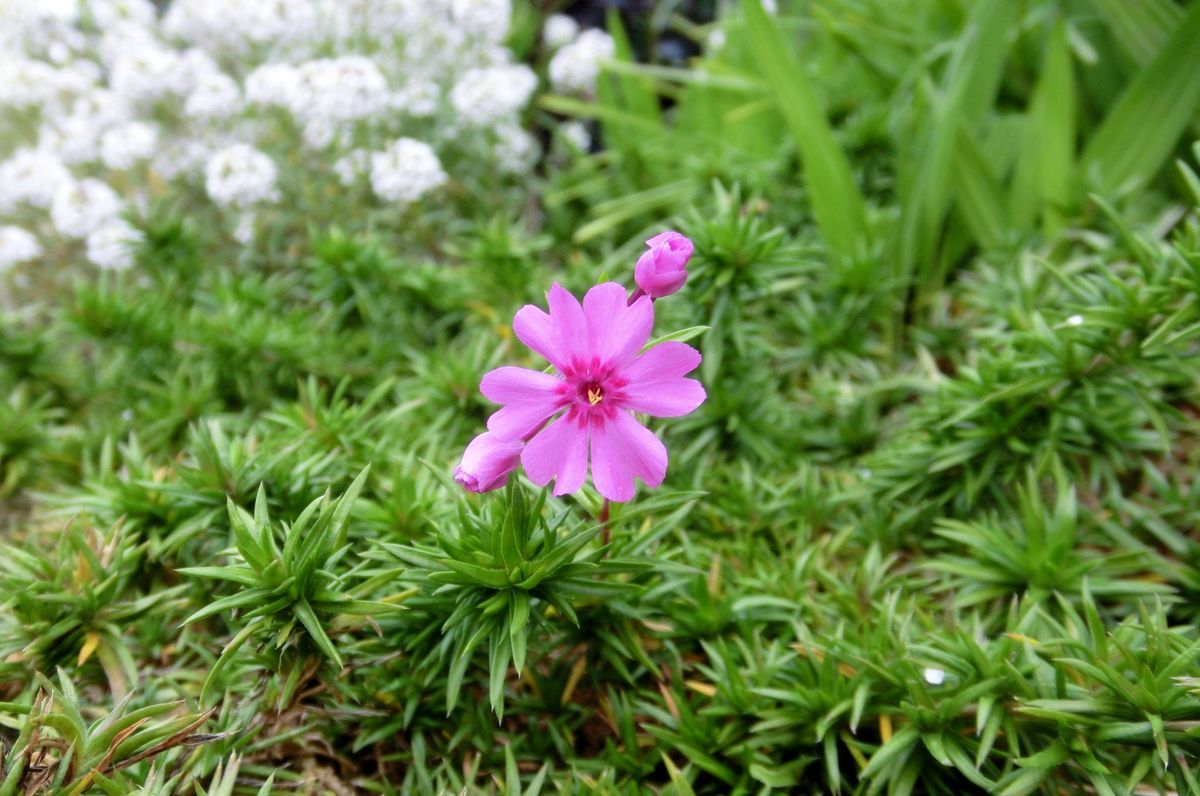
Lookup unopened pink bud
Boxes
[634,230,693,299]
[454,432,524,493]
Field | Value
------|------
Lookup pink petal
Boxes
[522,414,589,496]
[547,283,589,366]
[582,282,653,367]
[481,367,564,441]
[513,305,567,371]
[480,366,561,404]
[619,342,706,417]
[589,410,667,502]
[623,379,706,417]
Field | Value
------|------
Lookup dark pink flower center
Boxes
[558,357,629,426]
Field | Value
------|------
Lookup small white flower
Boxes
[493,125,538,174]
[100,121,159,170]
[152,136,221,180]
[560,121,591,152]
[0,59,60,109]
[204,143,279,208]
[0,148,73,210]
[543,14,579,49]
[86,219,143,271]
[923,667,946,686]
[51,179,123,238]
[89,0,159,29]
[293,55,390,123]
[302,118,339,150]
[233,212,255,245]
[1066,314,1084,327]
[369,138,446,204]
[450,0,511,42]
[390,79,440,117]
[110,43,192,103]
[549,29,614,95]
[244,62,303,109]
[0,226,43,272]
[334,149,371,186]
[184,72,242,119]
[450,65,537,125]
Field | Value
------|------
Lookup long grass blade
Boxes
[740,0,869,261]
[1081,1,1200,196]
[1010,18,1076,233]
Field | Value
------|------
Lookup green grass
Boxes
[3,1,1200,793]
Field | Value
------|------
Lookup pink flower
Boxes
[634,231,693,299]
[480,282,706,502]
[454,432,524,493]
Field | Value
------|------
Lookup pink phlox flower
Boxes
[480,281,705,502]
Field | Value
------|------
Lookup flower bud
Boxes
[454,432,524,493]
[634,230,693,299]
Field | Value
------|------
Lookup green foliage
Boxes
[179,467,408,700]
[0,671,212,795]
[386,482,650,719]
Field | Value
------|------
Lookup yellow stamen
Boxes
[588,388,603,405]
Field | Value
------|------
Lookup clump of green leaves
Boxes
[386,482,649,718]
[180,468,409,702]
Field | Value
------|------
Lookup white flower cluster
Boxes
[450,65,538,126]
[0,226,43,272]
[51,179,122,239]
[369,139,448,205]
[0,0,541,275]
[204,144,281,209]
[86,219,143,271]
[548,29,615,95]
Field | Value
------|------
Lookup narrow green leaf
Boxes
[1010,18,1076,232]
[740,0,868,260]
[1092,0,1182,68]
[1082,1,1200,194]
[294,597,342,669]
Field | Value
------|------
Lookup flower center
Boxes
[586,384,603,405]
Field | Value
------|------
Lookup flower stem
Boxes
[599,499,611,548]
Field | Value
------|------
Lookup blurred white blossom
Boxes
[184,72,242,119]
[543,14,579,49]
[100,121,159,170]
[0,226,42,272]
[450,65,537,125]
[549,29,614,95]
[85,219,142,270]
[205,144,279,208]
[0,149,73,210]
[449,0,511,42]
[51,178,122,238]
[369,138,446,204]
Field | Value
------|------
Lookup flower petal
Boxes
[589,410,667,502]
[583,282,653,367]
[481,367,564,441]
[522,414,589,496]
[547,282,589,367]
[619,342,706,417]
[513,305,567,371]
[623,379,706,417]
[480,366,562,404]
